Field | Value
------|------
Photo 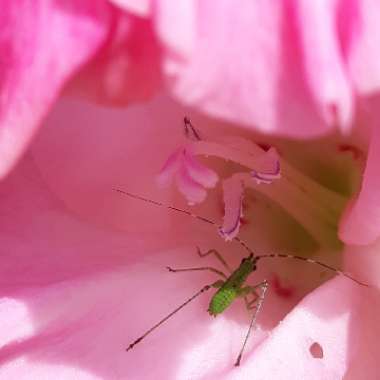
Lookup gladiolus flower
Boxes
[0,1,379,380]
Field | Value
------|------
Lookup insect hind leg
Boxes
[235,280,269,366]
[166,266,227,279]
[127,282,218,352]
[196,247,233,273]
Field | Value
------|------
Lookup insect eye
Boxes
[241,254,254,264]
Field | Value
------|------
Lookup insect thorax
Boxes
[208,256,257,316]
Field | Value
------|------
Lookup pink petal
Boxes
[71,13,162,106]
[1,94,377,377]
[165,1,347,138]
[339,115,380,245]
[31,95,188,236]
[343,242,380,379]
[235,277,373,380]
[0,157,249,377]
[0,1,110,179]
[0,245,247,379]
[295,0,353,132]
[349,1,380,96]
[155,0,196,58]
[0,119,223,378]
[109,0,151,17]
[1,167,374,380]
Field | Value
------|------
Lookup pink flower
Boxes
[0,1,379,379]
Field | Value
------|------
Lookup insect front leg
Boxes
[196,247,233,273]
[244,296,258,311]
[238,282,266,310]
[166,247,233,279]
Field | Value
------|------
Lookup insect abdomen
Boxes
[208,288,237,316]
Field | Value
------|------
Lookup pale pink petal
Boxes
[183,151,219,189]
[349,1,380,95]
[251,147,281,185]
[219,177,244,241]
[0,244,248,379]
[1,97,376,378]
[155,0,196,58]
[296,0,353,132]
[0,1,110,179]
[31,95,189,236]
[232,277,373,380]
[109,0,151,17]
[0,155,243,378]
[69,12,162,106]
[339,116,380,245]
[343,242,380,379]
[1,167,373,380]
[165,1,345,138]
[0,121,217,378]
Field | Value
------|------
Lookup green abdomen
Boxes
[208,288,237,316]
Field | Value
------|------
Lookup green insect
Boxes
[115,189,368,366]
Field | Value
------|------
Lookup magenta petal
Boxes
[0,1,110,178]
[339,120,380,245]
[219,177,244,241]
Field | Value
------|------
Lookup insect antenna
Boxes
[114,188,217,227]
[114,188,260,260]
[126,284,213,351]
[255,253,368,287]
[113,189,368,287]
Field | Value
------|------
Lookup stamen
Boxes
[219,178,244,241]
[158,123,347,250]
[157,148,219,205]
[183,117,201,141]
[191,138,345,222]
[251,147,281,184]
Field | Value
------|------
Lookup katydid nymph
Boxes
[114,189,368,367]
